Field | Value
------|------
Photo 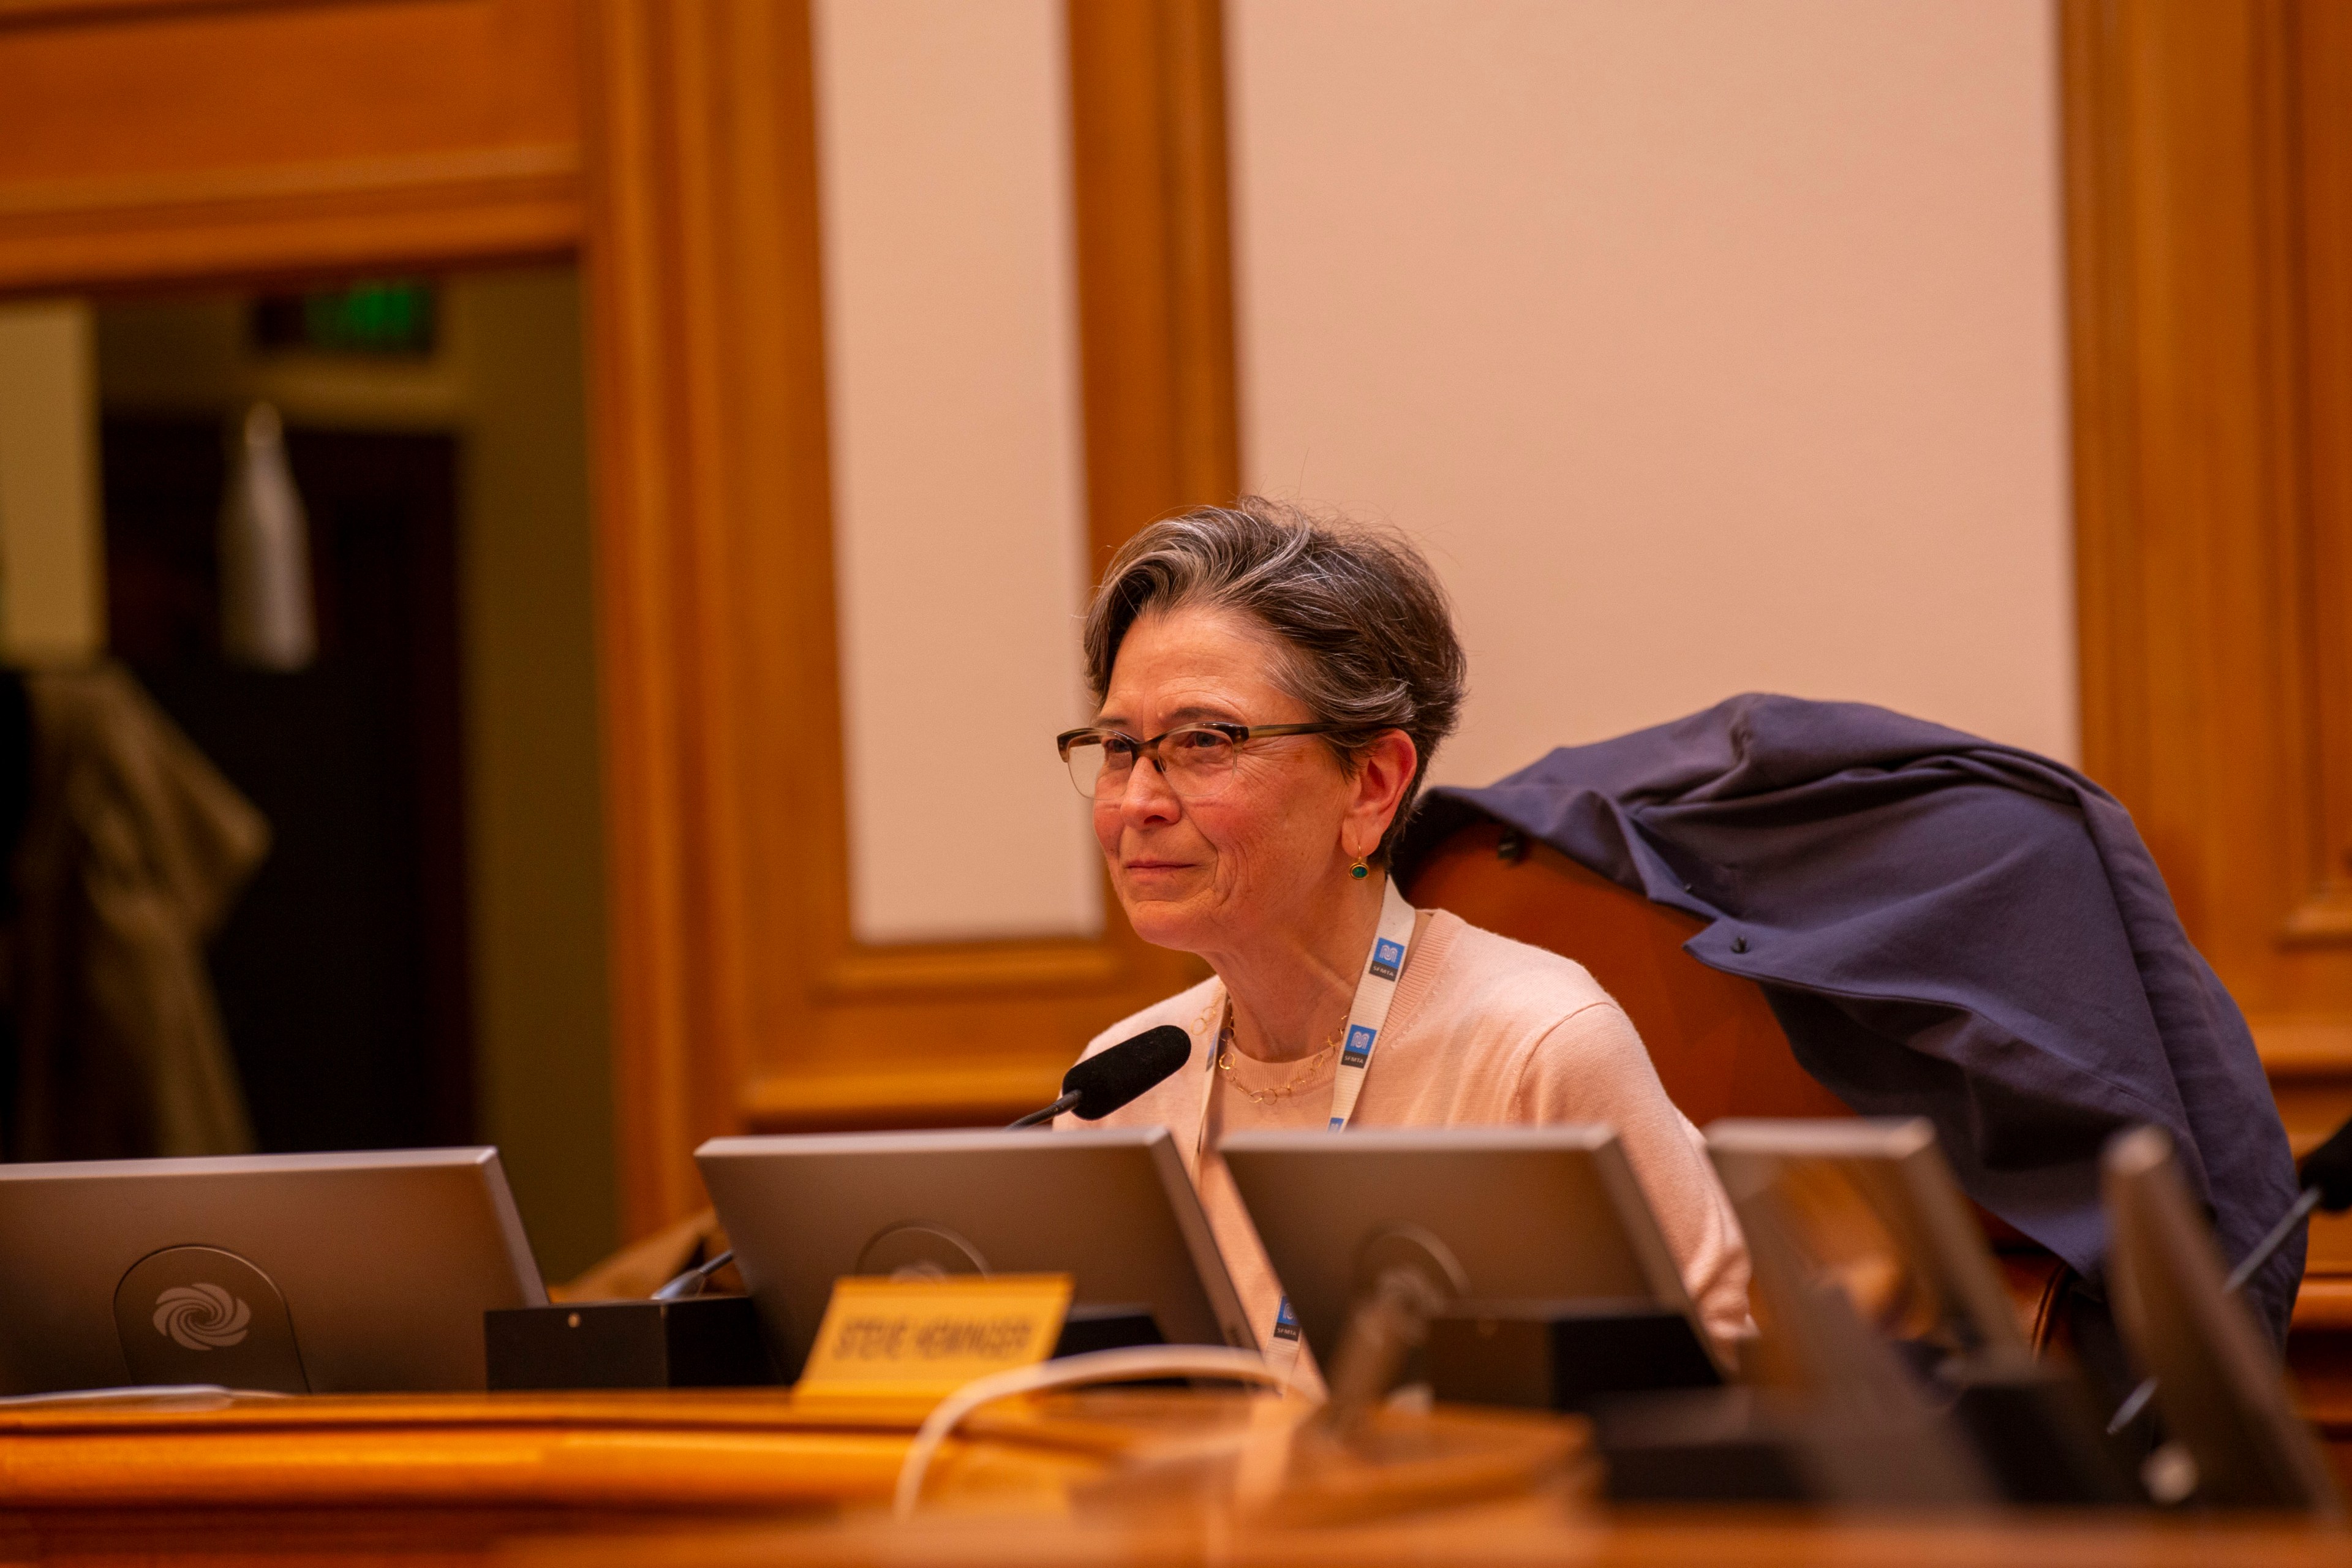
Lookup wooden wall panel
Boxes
[2289,0,2352,952]
[1068,0,1238,573]
[584,0,1230,1229]
[2064,0,2352,1313]
[0,0,582,291]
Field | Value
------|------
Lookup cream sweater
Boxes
[1066,908,1752,1348]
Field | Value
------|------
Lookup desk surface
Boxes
[524,1510,2352,1568]
[0,1388,2341,1567]
[0,1388,934,1513]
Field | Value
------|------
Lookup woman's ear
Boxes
[1343,730,1419,859]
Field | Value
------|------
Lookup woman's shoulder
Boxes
[1079,974,1222,1061]
[1365,908,1656,1124]
[1412,908,1623,1035]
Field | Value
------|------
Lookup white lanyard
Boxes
[1326,875,1418,1129]
[1193,878,1420,1357]
[1191,876,1419,1155]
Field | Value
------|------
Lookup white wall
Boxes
[814,0,1101,945]
[0,300,104,662]
[1228,0,2076,784]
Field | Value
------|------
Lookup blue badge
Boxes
[1341,1023,1376,1068]
[1368,938,1404,981]
[1272,1296,1302,1341]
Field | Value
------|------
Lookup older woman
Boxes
[1057,499,1750,1350]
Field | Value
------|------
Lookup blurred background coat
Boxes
[2,662,266,1160]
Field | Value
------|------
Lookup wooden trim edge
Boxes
[2257,1017,2352,1081]
[741,1063,1066,1129]
[0,145,582,222]
[821,939,1128,999]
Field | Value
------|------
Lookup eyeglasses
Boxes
[1055,721,1347,801]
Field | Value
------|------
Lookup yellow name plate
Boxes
[794,1273,1072,1401]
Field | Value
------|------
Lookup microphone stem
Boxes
[653,1248,735,1302]
[1006,1091,1081,1130]
[2223,1183,2321,1294]
[2108,1182,2321,1434]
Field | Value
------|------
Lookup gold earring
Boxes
[1349,856,1370,880]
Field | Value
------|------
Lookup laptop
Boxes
[2105,1125,2341,1513]
[1703,1117,2029,1359]
[696,1126,1252,1377]
[0,1147,545,1396]
[1219,1125,1712,1369]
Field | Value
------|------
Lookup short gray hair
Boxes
[1081,497,1467,864]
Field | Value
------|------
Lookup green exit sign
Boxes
[252,281,437,355]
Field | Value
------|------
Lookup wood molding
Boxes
[2284,894,2352,946]
[582,0,829,1231]
[2065,0,2352,978]
[2060,0,2141,809]
[0,0,585,292]
[0,146,579,220]
[1069,0,1242,569]
[739,1063,1101,1131]
[0,151,581,294]
[2064,0,2352,1246]
[0,192,581,298]
[2286,0,2352,947]
[0,0,364,28]
[2253,1016,2352,1079]
[820,940,1128,1001]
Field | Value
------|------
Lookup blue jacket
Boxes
[1398,694,2302,1344]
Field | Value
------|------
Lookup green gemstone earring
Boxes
[1349,858,1370,880]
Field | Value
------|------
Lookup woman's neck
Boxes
[1210,872,1387,1065]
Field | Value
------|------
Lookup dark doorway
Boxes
[101,417,473,1153]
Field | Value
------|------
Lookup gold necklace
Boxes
[1215,1011,1341,1104]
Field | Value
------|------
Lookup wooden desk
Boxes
[0,1388,2342,1567]
[0,1389,927,1564]
[0,1386,1572,1563]
[517,1509,2352,1568]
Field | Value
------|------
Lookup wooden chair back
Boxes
[1401,820,1850,1125]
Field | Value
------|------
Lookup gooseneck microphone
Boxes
[2105,1113,2352,1431]
[1005,1025,1193,1128]
[655,1025,1195,1300]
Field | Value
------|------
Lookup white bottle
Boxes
[218,402,315,671]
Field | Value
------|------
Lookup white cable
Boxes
[0,1384,292,1408]
[891,1346,1314,1521]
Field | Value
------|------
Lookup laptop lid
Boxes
[696,1125,1251,1377]
[0,1147,544,1396]
[1219,1124,1701,1367]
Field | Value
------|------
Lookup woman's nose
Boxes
[1117,756,1182,821]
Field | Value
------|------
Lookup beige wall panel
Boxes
[453,269,614,1281]
[1229,0,2076,783]
[0,298,103,661]
[814,0,1101,944]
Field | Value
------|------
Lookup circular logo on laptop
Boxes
[152,1283,252,1350]
[115,1245,307,1392]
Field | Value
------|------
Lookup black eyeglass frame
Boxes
[1054,720,1352,793]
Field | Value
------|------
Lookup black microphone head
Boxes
[2301,1116,2352,1212]
[1061,1025,1191,1120]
